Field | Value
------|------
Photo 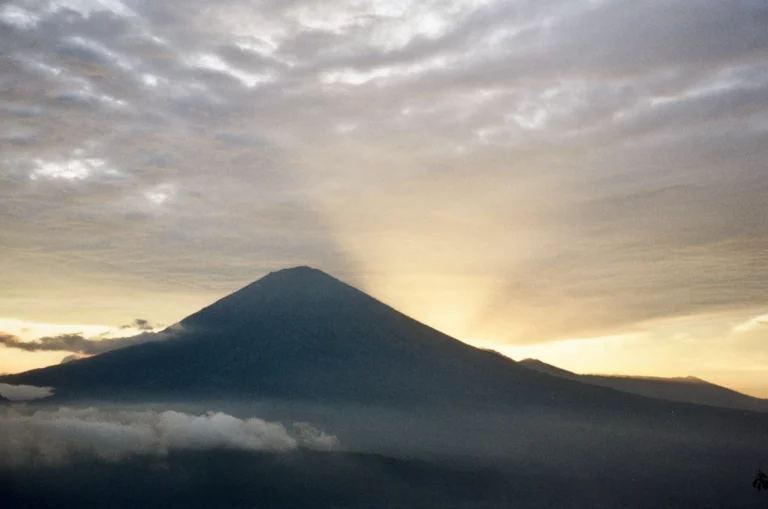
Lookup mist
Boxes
[0,406,337,467]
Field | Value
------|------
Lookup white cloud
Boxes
[31,158,98,181]
[29,150,118,181]
[320,56,449,85]
[0,407,338,466]
[141,73,163,88]
[144,183,176,206]
[45,0,136,19]
[0,5,40,29]
[189,53,276,88]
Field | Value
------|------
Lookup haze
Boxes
[1,0,767,397]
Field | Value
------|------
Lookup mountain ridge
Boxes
[519,358,768,412]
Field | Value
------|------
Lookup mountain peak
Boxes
[247,265,353,295]
[268,265,327,276]
[260,266,338,284]
[177,266,365,331]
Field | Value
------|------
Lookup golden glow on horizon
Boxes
[0,318,114,340]
[480,312,768,399]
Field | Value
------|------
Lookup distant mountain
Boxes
[519,358,768,412]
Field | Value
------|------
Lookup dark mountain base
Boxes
[1,449,763,509]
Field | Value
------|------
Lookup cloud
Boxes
[119,319,155,331]
[0,331,165,355]
[0,407,338,467]
[0,0,767,356]
[0,382,54,401]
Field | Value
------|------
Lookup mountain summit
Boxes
[179,266,389,333]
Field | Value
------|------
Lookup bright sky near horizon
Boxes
[1,0,767,397]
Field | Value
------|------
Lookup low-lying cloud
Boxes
[0,407,338,467]
[0,382,54,401]
[0,331,167,356]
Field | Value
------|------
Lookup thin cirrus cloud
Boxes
[0,0,766,383]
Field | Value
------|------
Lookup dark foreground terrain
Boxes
[1,447,765,509]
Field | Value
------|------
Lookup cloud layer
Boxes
[0,0,767,381]
[0,407,338,467]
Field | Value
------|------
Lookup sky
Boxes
[1,0,767,396]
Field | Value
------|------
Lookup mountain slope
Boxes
[519,358,768,412]
[518,359,581,380]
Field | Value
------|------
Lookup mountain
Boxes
[519,358,768,412]
[0,267,764,420]
[0,267,621,406]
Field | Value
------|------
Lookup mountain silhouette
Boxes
[0,268,762,418]
[519,358,768,412]
[0,267,620,405]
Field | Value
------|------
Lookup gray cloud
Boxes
[0,0,767,347]
[0,331,164,355]
[0,407,338,467]
[119,318,155,331]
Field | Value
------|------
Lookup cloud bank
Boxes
[0,407,338,467]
